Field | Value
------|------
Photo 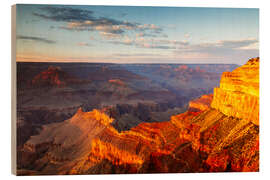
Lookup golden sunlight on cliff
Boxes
[70,108,114,128]
[211,57,259,125]
[189,94,213,112]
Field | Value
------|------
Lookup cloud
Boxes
[62,19,136,33]
[134,39,188,49]
[137,24,162,31]
[136,32,157,38]
[177,39,258,54]
[109,36,189,50]
[153,39,189,46]
[216,39,258,49]
[113,53,165,57]
[17,35,56,44]
[184,33,190,38]
[77,42,91,47]
[174,38,259,64]
[238,42,259,50]
[33,6,165,39]
[99,32,122,39]
[33,6,95,22]
[136,32,168,38]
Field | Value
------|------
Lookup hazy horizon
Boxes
[16,60,242,65]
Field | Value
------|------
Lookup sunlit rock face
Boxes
[30,66,89,88]
[211,57,259,125]
[31,66,67,87]
[188,94,213,112]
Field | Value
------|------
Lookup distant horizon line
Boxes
[16,60,241,65]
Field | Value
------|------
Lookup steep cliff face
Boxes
[211,57,259,125]
[18,58,259,175]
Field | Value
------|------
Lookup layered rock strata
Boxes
[188,94,213,112]
[211,57,259,125]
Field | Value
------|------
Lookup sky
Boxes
[15,4,259,64]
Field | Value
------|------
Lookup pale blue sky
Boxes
[16,4,259,64]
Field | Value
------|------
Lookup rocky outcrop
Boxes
[31,66,89,88]
[31,66,67,87]
[211,57,259,125]
[108,79,126,87]
[188,94,213,112]
[18,108,114,172]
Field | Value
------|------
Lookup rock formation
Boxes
[31,66,89,87]
[31,66,67,87]
[108,79,126,87]
[188,94,213,112]
[211,57,259,125]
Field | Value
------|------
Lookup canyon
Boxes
[17,62,235,147]
[16,58,259,175]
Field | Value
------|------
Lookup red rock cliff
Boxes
[211,57,259,125]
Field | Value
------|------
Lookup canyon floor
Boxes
[15,58,259,175]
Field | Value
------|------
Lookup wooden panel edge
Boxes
[11,4,17,176]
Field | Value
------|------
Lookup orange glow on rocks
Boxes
[108,79,126,86]
[211,57,259,125]
[188,94,213,112]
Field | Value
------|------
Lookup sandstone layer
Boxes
[211,57,259,125]
[188,94,213,112]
